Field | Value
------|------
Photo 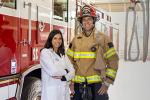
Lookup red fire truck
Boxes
[0,0,76,99]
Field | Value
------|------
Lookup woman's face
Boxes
[52,33,62,50]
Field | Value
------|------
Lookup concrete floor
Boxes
[108,60,150,100]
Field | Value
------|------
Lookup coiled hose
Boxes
[124,5,140,61]
[124,0,147,61]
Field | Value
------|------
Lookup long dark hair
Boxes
[43,30,65,56]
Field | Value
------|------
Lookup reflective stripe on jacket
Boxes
[72,75,102,84]
[67,49,96,58]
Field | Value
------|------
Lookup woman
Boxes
[40,30,75,100]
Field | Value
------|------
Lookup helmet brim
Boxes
[77,15,97,22]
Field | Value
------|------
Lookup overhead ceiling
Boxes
[56,0,149,12]
[94,0,130,4]
[90,0,142,12]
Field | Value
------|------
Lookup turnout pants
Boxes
[72,83,109,100]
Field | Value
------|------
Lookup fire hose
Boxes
[124,0,149,62]
[124,1,140,61]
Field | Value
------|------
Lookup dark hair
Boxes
[43,30,65,56]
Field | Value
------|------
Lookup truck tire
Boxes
[21,77,41,100]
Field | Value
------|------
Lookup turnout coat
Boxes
[40,48,75,100]
[67,29,119,84]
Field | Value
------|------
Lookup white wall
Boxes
[106,8,150,100]
[110,10,150,58]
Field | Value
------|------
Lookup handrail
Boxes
[24,2,32,45]
[143,0,149,62]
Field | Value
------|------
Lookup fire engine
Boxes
[0,0,76,99]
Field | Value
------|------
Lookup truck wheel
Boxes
[21,77,41,100]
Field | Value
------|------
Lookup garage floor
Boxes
[108,60,150,100]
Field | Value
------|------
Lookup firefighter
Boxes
[67,5,119,100]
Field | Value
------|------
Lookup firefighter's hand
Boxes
[97,83,109,95]
[52,76,62,79]
[69,82,75,96]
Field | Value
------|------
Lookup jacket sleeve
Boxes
[40,49,67,76]
[66,38,77,69]
[63,55,75,81]
[103,35,119,84]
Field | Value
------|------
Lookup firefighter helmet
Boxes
[78,5,97,23]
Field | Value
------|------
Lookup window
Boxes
[53,0,68,22]
[0,0,16,9]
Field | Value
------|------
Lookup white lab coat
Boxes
[40,48,75,100]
